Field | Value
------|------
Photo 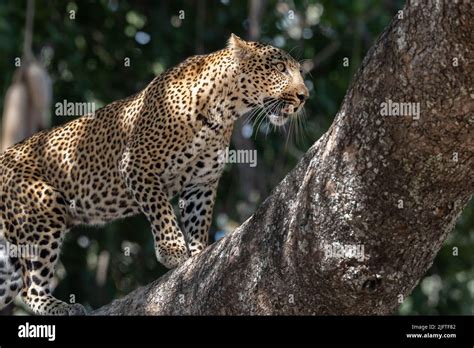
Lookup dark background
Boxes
[0,0,472,315]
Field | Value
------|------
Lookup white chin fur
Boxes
[268,114,289,126]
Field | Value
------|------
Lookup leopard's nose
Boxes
[296,92,307,103]
[296,85,309,103]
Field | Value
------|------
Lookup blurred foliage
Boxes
[0,0,472,315]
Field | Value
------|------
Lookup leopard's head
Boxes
[229,34,309,126]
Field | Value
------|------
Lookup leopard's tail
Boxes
[0,222,23,310]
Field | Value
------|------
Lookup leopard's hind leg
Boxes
[0,238,23,309]
[4,178,85,315]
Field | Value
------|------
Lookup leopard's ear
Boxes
[228,33,252,60]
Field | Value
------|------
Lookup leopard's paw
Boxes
[53,303,87,316]
[67,303,87,316]
[156,245,190,269]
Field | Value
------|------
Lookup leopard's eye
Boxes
[274,62,286,73]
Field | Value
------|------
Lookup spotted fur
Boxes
[0,34,308,315]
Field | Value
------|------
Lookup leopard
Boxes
[0,34,309,315]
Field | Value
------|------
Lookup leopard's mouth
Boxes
[267,113,290,126]
[262,98,298,126]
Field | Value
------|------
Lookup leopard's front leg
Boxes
[120,152,189,269]
[179,180,219,256]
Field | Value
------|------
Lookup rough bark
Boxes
[93,1,473,315]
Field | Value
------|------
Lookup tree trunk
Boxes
[93,0,473,315]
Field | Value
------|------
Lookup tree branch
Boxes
[93,0,473,315]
